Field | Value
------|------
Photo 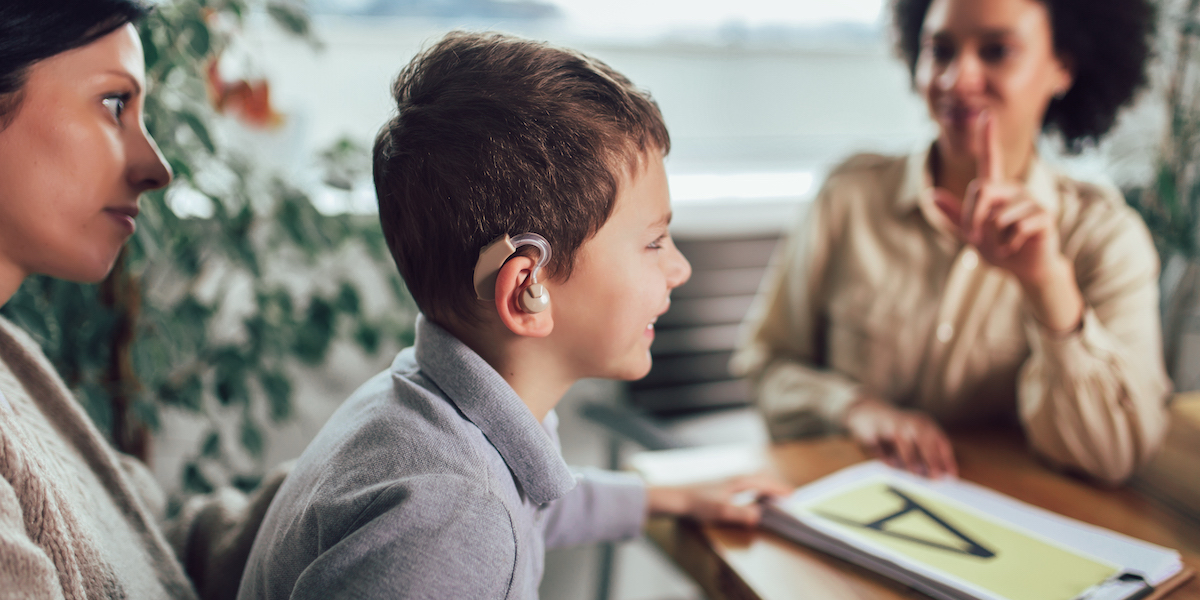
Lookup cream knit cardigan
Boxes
[0,316,283,600]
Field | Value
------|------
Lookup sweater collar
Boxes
[408,315,576,505]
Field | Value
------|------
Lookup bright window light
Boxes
[551,0,884,31]
[668,171,813,203]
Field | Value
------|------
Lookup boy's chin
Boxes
[610,355,653,382]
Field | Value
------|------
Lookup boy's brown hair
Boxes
[373,31,670,326]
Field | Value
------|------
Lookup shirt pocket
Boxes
[825,295,905,394]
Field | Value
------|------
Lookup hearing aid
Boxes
[472,232,552,314]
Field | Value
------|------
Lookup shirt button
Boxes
[962,250,978,270]
[936,323,954,342]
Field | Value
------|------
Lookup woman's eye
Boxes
[980,43,1010,63]
[930,42,955,63]
[102,95,128,121]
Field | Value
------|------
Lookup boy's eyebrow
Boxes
[651,211,673,228]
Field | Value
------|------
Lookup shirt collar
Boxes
[408,315,577,505]
[894,141,1062,221]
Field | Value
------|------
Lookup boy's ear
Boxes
[493,255,553,338]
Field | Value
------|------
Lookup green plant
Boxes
[0,0,415,494]
[1127,0,1200,386]
[1128,0,1200,259]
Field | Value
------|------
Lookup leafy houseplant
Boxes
[0,0,415,495]
[1127,0,1200,388]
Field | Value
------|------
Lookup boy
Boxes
[238,31,788,599]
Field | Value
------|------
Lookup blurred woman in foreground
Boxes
[733,0,1170,485]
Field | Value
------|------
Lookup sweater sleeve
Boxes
[731,181,863,440]
[1018,200,1171,485]
[165,461,292,600]
[540,468,646,550]
[0,474,66,600]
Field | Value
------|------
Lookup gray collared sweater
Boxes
[237,316,647,599]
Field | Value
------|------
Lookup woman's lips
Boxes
[104,206,139,234]
[939,104,984,129]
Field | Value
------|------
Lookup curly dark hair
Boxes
[892,0,1155,152]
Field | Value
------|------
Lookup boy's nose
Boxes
[666,245,692,289]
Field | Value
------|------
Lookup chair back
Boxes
[627,233,782,415]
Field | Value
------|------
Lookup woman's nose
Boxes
[938,52,984,95]
[127,123,172,192]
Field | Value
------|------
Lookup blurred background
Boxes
[2,0,1190,598]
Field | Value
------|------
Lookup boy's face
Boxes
[548,151,691,381]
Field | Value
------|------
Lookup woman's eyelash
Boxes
[102,93,131,121]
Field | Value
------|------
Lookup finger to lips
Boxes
[970,182,1010,243]
[961,180,982,239]
[978,110,1003,182]
[993,196,1039,230]
[968,112,1005,241]
[1000,212,1051,256]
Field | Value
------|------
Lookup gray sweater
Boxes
[238,316,647,599]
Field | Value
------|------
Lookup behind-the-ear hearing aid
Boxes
[472,232,552,313]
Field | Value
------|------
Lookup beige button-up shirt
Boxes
[731,145,1171,484]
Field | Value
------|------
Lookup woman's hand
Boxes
[933,112,1084,333]
[646,473,793,527]
[843,397,958,478]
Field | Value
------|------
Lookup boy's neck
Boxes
[448,321,575,423]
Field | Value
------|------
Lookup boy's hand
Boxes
[646,474,793,527]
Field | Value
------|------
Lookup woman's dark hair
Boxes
[0,0,152,126]
[892,0,1155,152]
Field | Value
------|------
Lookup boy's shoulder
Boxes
[241,349,524,598]
[295,347,514,509]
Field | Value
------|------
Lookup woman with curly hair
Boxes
[733,0,1169,485]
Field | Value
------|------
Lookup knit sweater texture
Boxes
[0,316,197,599]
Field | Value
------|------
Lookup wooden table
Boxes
[645,429,1200,600]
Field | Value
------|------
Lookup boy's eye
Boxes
[102,95,128,122]
[648,234,667,250]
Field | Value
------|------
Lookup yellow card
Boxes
[794,480,1119,600]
